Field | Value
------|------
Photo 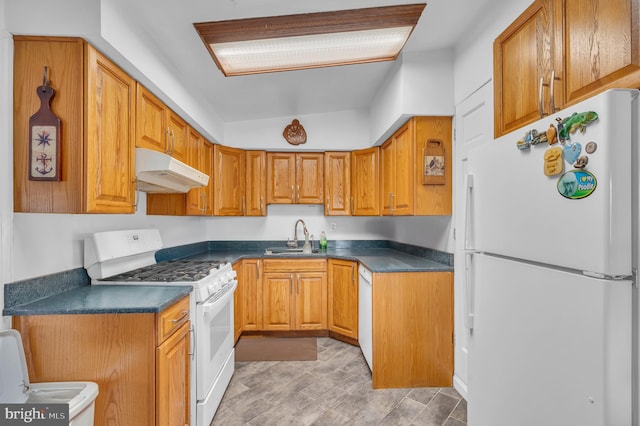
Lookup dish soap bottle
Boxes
[319,231,328,251]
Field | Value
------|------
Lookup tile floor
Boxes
[212,337,467,425]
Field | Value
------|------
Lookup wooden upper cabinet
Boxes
[494,0,555,137]
[351,147,380,216]
[13,36,135,214]
[213,144,245,216]
[135,83,188,163]
[562,0,640,103]
[84,46,136,213]
[201,141,214,216]
[324,152,351,216]
[267,152,296,204]
[381,121,414,215]
[296,153,324,204]
[185,128,205,215]
[380,117,452,216]
[245,151,267,216]
[494,0,640,137]
[266,152,323,204]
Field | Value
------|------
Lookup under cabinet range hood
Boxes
[135,148,209,193]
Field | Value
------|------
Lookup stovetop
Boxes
[100,260,227,283]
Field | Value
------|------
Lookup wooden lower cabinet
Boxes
[261,259,327,331]
[327,259,358,339]
[12,296,191,426]
[372,271,453,389]
[241,259,263,331]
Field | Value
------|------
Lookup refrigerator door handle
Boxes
[464,251,476,331]
[464,173,474,250]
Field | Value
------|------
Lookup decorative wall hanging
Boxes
[28,66,61,181]
[423,139,445,185]
[283,119,307,145]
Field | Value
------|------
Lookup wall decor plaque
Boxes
[283,119,307,145]
[28,67,61,181]
[423,139,445,185]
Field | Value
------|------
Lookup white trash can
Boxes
[0,329,99,425]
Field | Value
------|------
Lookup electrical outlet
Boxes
[330,223,337,231]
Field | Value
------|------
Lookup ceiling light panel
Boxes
[194,4,426,76]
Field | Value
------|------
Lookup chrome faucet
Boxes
[288,219,309,249]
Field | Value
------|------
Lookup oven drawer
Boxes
[262,258,326,273]
[157,295,190,344]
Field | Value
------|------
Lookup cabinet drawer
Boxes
[157,296,190,344]
[262,258,327,273]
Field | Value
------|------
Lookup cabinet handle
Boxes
[290,274,293,294]
[256,261,260,280]
[538,77,545,117]
[550,70,557,114]
[171,129,176,155]
[171,310,189,324]
[291,185,294,202]
[351,264,355,283]
[389,192,394,214]
[326,196,330,211]
[260,196,264,215]
[133,178,139,212]
[165,128,171,154]
[297,185,300,202]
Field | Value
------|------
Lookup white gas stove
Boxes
[83,228,237,426]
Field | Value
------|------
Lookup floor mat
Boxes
[235,337,318,362]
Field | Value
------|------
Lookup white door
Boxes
[453,81,493,398]
[467,253,632,426]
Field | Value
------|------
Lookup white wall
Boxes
[224,109,370,151]
[0,0,13,328]
[453,0,532,104]
[370,49,455,146]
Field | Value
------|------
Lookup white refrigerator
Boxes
[464,89,637,426]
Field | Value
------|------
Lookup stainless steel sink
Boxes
[264,247,318,255]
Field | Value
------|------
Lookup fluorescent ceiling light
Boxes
[194,4,426,76]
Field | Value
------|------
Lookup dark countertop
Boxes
[4,240,452,317]
[182,247,453,273]
[4,285,192,316]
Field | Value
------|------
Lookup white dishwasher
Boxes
[358,265,373,371]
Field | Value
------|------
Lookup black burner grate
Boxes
[102,260,226,282]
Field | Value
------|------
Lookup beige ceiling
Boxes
[107,0,501,123]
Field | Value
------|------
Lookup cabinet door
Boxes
[324,152,351,215]
[392,122,414,215]
[562,0,640,105]
[186,128,205,215]
[267,152,296,204]
[202,141,214,215]
[156,322,190,426]
[262,273,294,330]
[328,259,358,339]
[242,259,263,331]
[167,111,189,164]
[351,147,380,216]
[380,138,395,215]
[136,84,167,152]
[84,45,135,213]
[493,0,556,137]
[213,145,245,215]
[295,272,328,330]
[233,262,243,342]
[296,153,324,204]
[245,151,267,216]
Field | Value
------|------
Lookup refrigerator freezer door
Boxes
[466,89,637,276]
[467,254,632,426]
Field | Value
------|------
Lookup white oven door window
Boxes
[196,286,235,399]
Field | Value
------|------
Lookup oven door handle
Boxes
[199,281,237,317]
